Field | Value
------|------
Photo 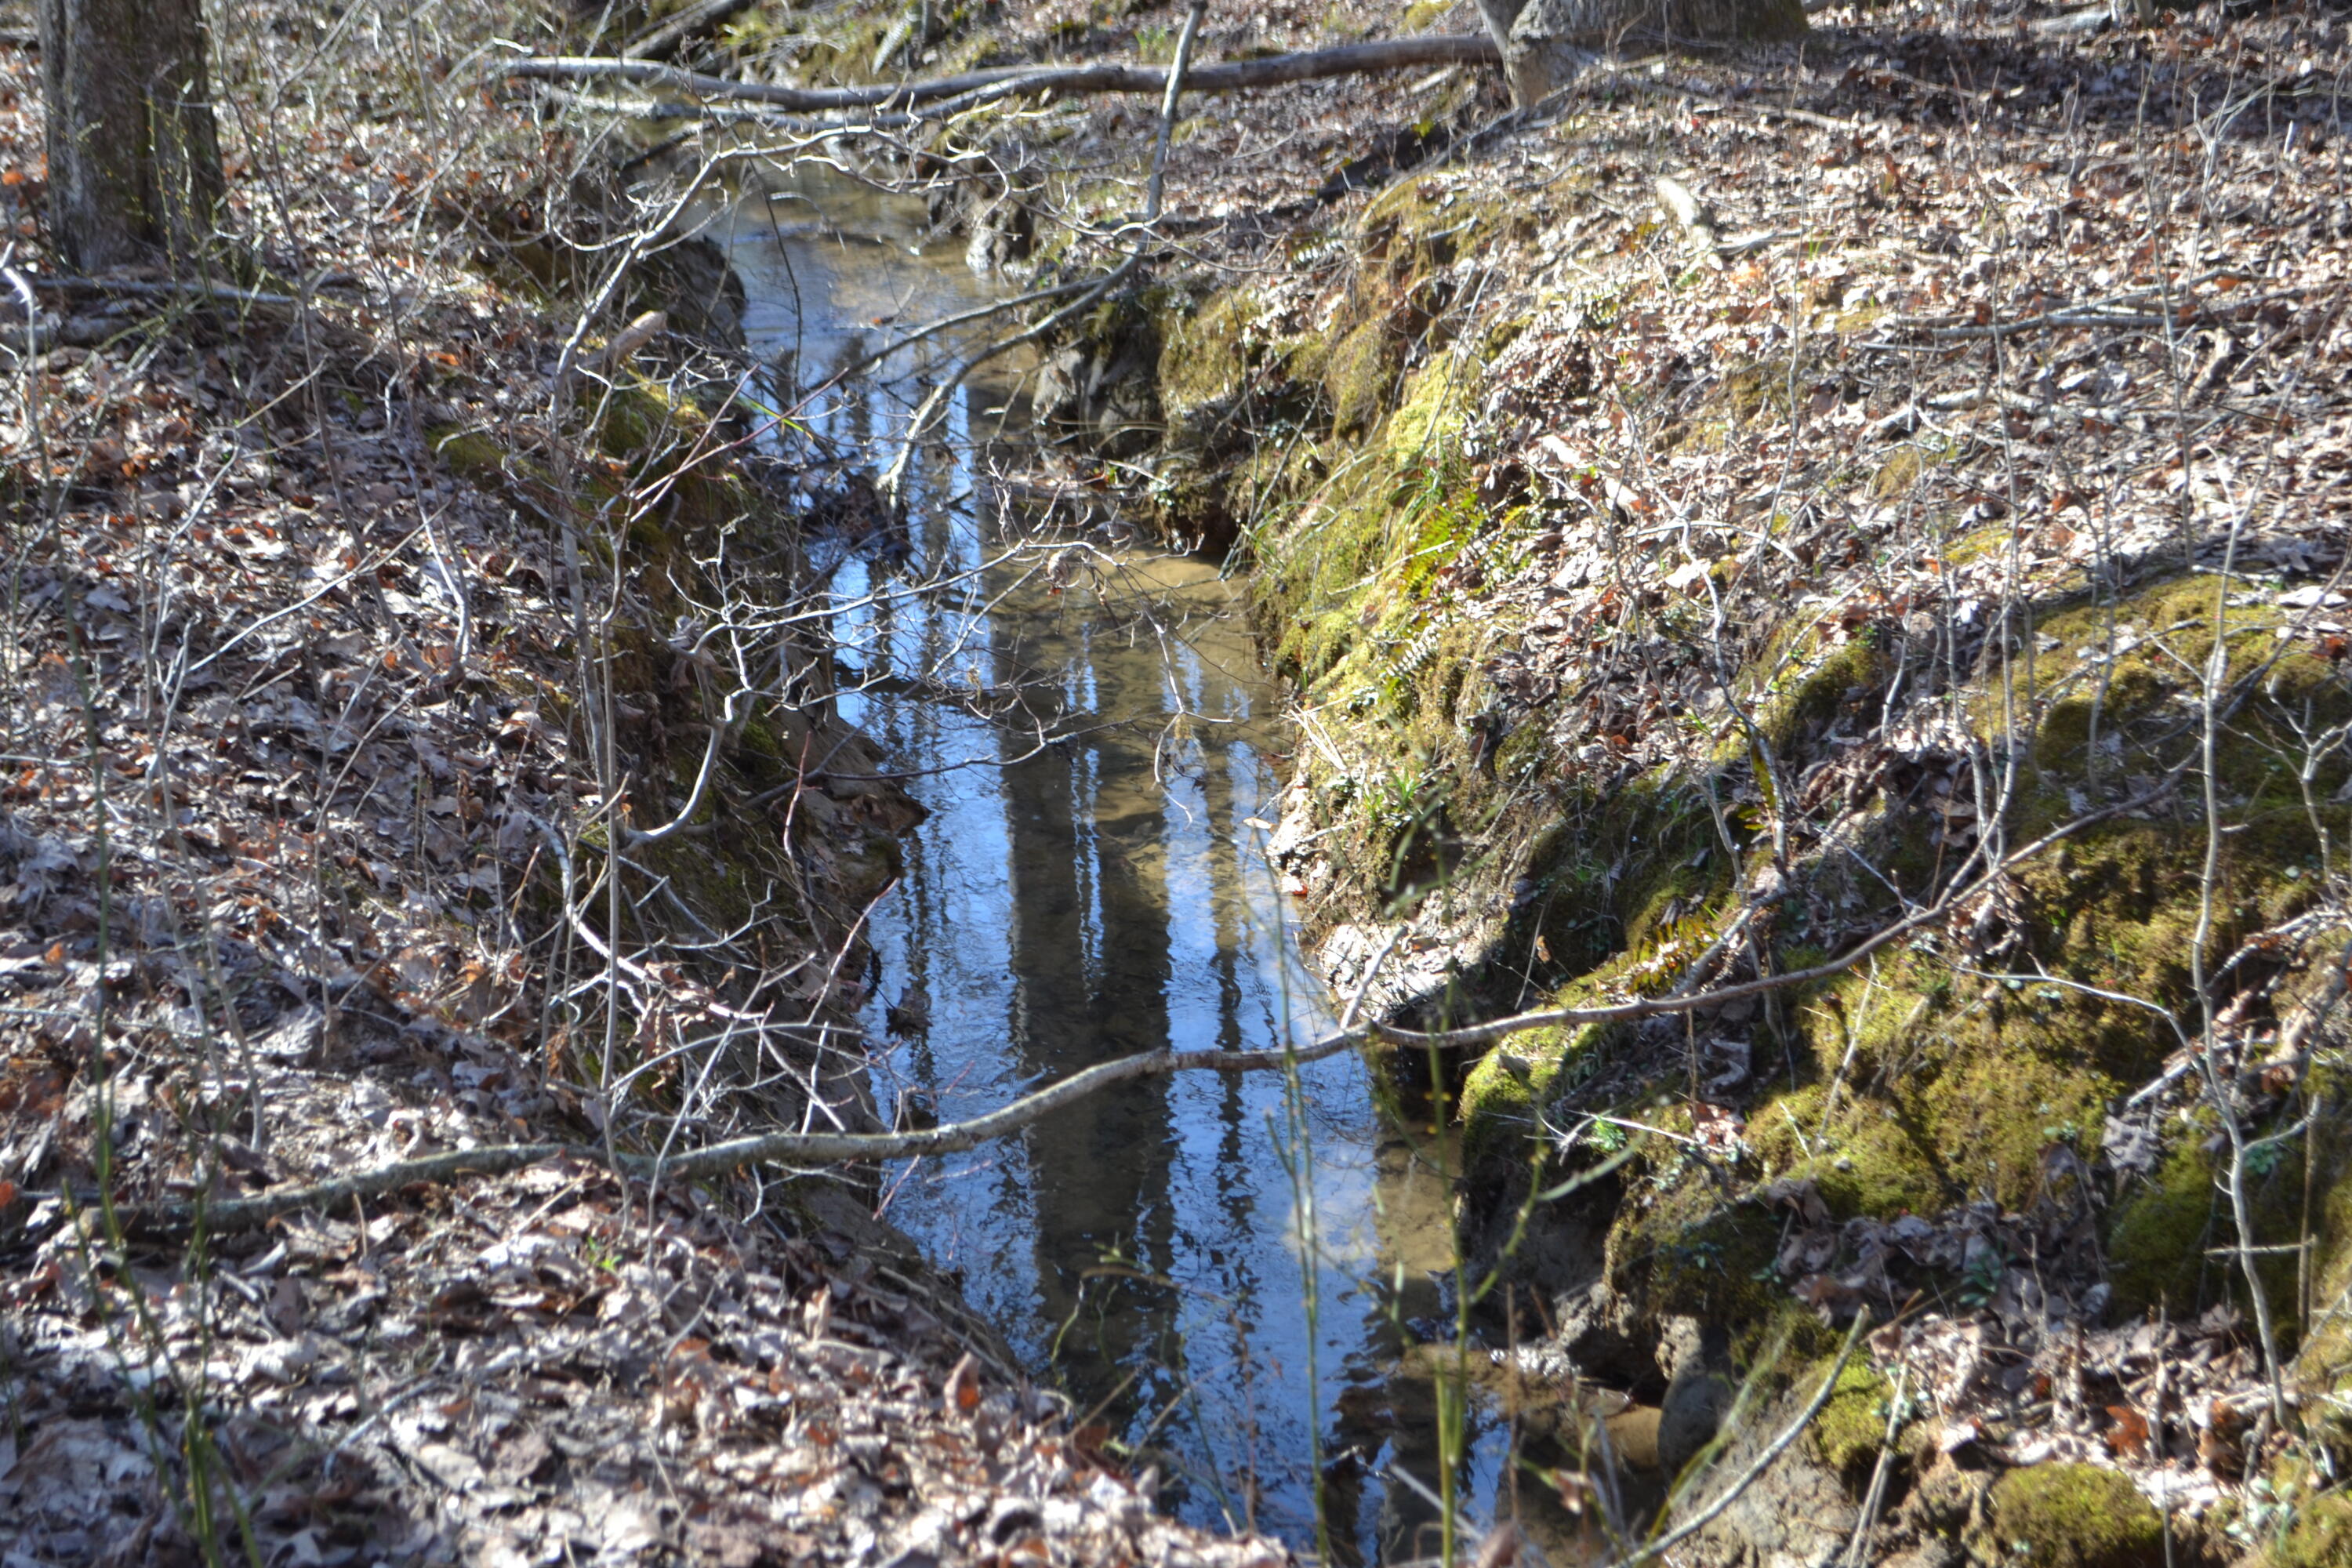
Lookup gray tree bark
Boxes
[1475,0,1807,107]
[38,0,225,270]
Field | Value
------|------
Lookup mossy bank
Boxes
[1031,94,2352,1566]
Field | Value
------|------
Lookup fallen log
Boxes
[506,33,1501,114]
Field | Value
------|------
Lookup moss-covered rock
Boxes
[1321,317,1406,439]
[1979,1463,2164,1568]
[1156,289,1265,434]
[2106,1135,2223,1317]
[1806,1359,1895,1487]
[2267,1494,2352,1568]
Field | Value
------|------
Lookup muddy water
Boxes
[700,163,1585,1563]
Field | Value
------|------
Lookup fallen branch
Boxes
[505,34,1501,114]
[20,273,305,308]
[93,775,2176,1239]
[111,1033,1362,1237]
[1557,55,1864,133]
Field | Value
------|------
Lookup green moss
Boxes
[430,426,506,477]
[1385,355,1475,464]
[1981,1463,2164,1568]
[1754,1083,1949,1219]
[2269,1494,2352,1568]
[1717,567,2351,1248]
[1925,1043,2114,1200]
[1324,318,1403,438]
[1744,947,2139,1221]
[1871,445,1930,499]
[1501,770,1726,978]
[1356,178,1515,274]
[1458,1022,1588,1165]
[1719,358,1795,423]
[1756,635,1888,755]
[431,423,573,527]
[2107,1136,2221,1317]
[593,376,703,454]
[2304,1136,2352,1419]
[1606,1152,1783,1323]
[1807,1359,1895,1486]
[1157,290,1261,423]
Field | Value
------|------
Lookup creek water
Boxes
[698,163,1590,1564]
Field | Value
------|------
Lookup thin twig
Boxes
[98,775,2172,1237]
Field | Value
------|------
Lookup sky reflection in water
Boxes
[708,165,1547,1563]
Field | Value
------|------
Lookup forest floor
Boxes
[4,0,2351,1563]
[0,2,1289,1566]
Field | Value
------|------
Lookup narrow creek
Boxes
[695,162,1606,1564]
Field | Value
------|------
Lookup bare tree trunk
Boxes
[38,0,225,271]
[1478,0,1807,107]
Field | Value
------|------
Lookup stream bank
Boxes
[992,5,2352,1564]
[0,7,1294,1564]
[695,154,1642,1564]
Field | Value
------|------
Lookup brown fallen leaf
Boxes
[2103,1403,2151,1459]
[944,1351,981,1414]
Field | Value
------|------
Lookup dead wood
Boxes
[506,33,1501,114]
[96,773,2166,1241]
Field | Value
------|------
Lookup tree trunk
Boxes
[1477,0,1807,107]
[38,0,225,271]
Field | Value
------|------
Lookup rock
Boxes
[1029,296,1163,459]
[641,234,744,346]
[1603,1403,1662,1470]
[1655,1323,1735,1475]
[1882,1543,1963,1568]
[963,187,1037,273]
[1539,1276,1653,1388]
[1667,1376,1859,1568]
[252,1004,326,1063]
[1655,1315,1708,1382]
[1896,1455,1992,1540]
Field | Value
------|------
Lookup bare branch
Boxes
[95,777,2173,1239]
[504,34,1501,114]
